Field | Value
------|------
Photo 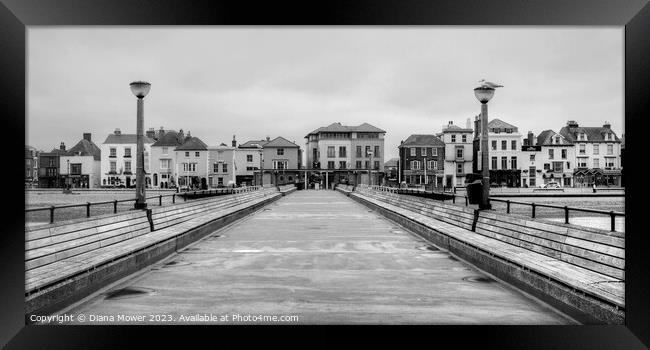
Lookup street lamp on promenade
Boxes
[130,81,151,209]
[367,150,374,186]
[474,81,500,210]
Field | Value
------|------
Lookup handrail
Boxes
[360,186,624,232]
[26,186,265,224]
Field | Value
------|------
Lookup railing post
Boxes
[159,195,163,206]
[564,206,569,224]
[172,194,176,204]
[49,206,55,224]
[452,195,456,204]
[531,203,536,218]
[506,200,510,214]
[465,196,468,206]
[610,211,615,232]
[113,200,118,214]
[86,202,91,217]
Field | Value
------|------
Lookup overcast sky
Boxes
[27,27,623,160]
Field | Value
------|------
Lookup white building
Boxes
[150,129,184,189]
[520,130,575,188]
[60,133,101,188]
[207,142,236,187]
[236,137,266,186]
[559,121,622,187]
[441,120,474,187]
[100,128,154,188]
[475,117,523,187]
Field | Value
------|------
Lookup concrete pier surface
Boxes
[60,190,576,324]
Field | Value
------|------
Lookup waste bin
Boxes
[466,180,483,205]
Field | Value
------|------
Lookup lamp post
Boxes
[130,81,151,209]
[474,85,496,210]
[367,150,374,186]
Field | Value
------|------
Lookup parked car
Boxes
[543,182,561,189]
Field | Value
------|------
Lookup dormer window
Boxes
[555,137,560,144]
[579,133,586,141]
[607,133,613,141]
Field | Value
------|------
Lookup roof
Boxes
[535,130,554,146]
[384,158,399,167]
[263,136,300,148]
[151,130,184,147]
[488,118,518,131]
[239,140,269,148]
[559,125,621,143]
[104,133,155,144]
[175,137,208,151]
[45,148,67,156]
[399,134,445,147]
[64,139,102,160]
[442,124,473,133]
[305,122,386,137]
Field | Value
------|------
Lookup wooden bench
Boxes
[335,184,354,196]
[351,187,625,322]
[25,188,280,299]
[277,184,297,196]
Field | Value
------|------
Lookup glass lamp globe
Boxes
[474,86,495,104]
[129,81,151,98]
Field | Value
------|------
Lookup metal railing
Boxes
[359,186,624,232]
[26,186,263,224]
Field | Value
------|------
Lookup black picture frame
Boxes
[2,0,650,348]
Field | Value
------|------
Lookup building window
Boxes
[606,158,615,168]
[530,176,536,187]
[277,149,284,155]
[366,146,371,157]
[567,162,571,169]
[593,159,600,168]
[365,161,370,169]
[548,149,554,159]
[110,148,116,157]
[274,161,287,170]
[501,140,507,150]
[543,163,550,171]
[529,166,536,175]
[124,148,131,158]
[511,157,517,169]
[247,154,253,162]
[339,146,346,157]
[451,135,456,143]
[213,163,219,173]
[327,146,335,158]
[579,144,586,154]
[70,163,82,175]
[491,141,497,150]
[457,163,463,174]
[110,161,116,173]
[356,146,362,157]
[501,157,507,170]
[356,161,362,169]
[607,144,614,155]
[222,163,228,173]
[421,147,427,156]
[217,177,223,186]
[328,161,335,169]
[124,161,131,173]
[160,159,170,169]
[432,148,438,156]
[491,157,497,170]
[49,158,56,167]
[607,133,612,141]
[561,149,567,159]
[195,151,200,157]
[183,163,196,172]
[579,133,586,141]
[339,161,346,169]
[578,158,587,168]
[411,161,420,170]
[410,148,416,156]
[374,146,380,158]
[511,140,517,150]
[456,147,463,158]
[553,162,563,172]
[530,154,535,161]
[185,151,190,157]
[162,147,168,155]
[374,161,379,170]
[462,135,467,143]
[593,144,599,155]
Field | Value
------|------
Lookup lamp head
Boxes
[130,81,151,99]
[474,86,495,104]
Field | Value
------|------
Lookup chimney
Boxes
[178,129,184,141]
[157,126,165,139]
[114,128,121,135]
[567,120,579,128]
[527,131,534,146]
[466,118,471,129]
[603,121,611,129]
[83,133,91,142]
[232,135,237,147]
[60,142,66,151]
[146,128,155,139]
[266,136,270,142]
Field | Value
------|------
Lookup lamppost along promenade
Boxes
[130,81,151,209]
[474,79,502,210]
[367,150,374,186]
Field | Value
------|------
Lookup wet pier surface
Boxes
[62,190,575,324]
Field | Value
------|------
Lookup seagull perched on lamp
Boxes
[478,79,504,88]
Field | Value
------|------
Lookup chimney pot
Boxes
[83,133,91,142]
[114,128,121,135]
[60,142,66,151]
